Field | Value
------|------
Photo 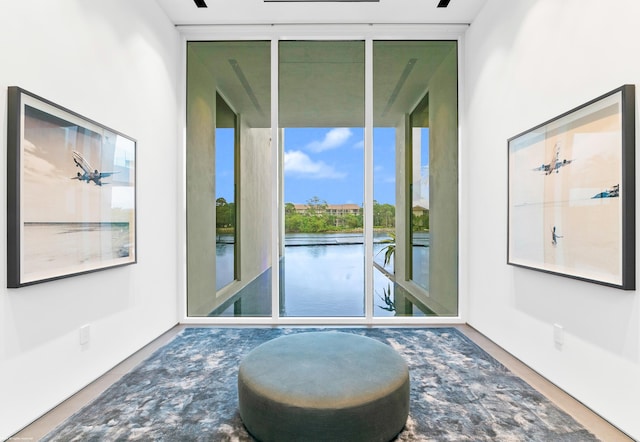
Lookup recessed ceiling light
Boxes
[437,0,451,7]
[194,0,207,7]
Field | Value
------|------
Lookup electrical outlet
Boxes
[79,324,91,345]
[553,323,564,348]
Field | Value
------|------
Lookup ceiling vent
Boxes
[193,0,207,7]
[437,0,451,7]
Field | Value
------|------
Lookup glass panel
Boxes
[279,41,365,317]
[373,127,396,270]
[410,96,430,291]
[215,94,236,290]
[186,41,272,317]
[372,127,398,316]
[373,40,458,317]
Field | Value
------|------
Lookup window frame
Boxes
[179,25,466,326]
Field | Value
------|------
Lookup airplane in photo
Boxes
[592,184,620,199]
[533,143,573,175]
[70,151,116,186]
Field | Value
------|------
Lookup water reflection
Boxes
[215,234,235,290]
[373,266,429,317]
[282,242,364,316]
[411,232,430,291]
[213,232,431,317]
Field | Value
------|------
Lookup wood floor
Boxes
[10,324,634,441]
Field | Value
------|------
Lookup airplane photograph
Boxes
[532,143,573,175]
[592,183,620,199]
[71,150,117,186]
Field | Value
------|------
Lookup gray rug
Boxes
[42,328,598,441]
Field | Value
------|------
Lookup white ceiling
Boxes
[155,0,488,26]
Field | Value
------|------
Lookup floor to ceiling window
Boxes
[279,41,365,317]
[186,41,272,317]
[372,41,458,317]
[185,34,458,321]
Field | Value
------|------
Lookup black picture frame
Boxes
[7,87,137,288]
[507,85,635,290]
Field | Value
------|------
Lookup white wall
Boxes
[465,0,640,438]
[0,1,180,438]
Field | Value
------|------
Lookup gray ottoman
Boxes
[237,332,410,442]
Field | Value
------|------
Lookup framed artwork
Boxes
[508,85,635,290]
[7,87,136,288]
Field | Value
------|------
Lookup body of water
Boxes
[215,232,429,317]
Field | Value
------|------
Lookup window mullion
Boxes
[271,38,280,321]
[364,38,374,321]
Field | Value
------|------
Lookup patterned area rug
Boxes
[42,328,598,441]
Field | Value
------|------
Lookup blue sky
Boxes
[285,127,395,205]
[216,127,401,206]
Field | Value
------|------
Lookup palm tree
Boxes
[378,232,395,268]
[376,284,395,312]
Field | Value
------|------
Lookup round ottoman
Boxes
[237,331,410,442]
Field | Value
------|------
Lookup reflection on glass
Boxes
[373,127,396,268]
[373,127,397,317]
[216,95,236,290]
[374,40,458,316]
[373,267,431,317]
[410,94,430,291]
[279,41,365,317]
[187,39,457,318]
[215,130,235,290]
[187,41,271,317]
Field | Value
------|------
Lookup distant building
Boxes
[292,203,361,216]
[326,204,361,216]
[412,204,428,217]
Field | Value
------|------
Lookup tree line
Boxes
[215,196,428,234]
[285,197,396,233]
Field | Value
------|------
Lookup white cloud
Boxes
[306,128,352,152]
[284,150,346,179]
